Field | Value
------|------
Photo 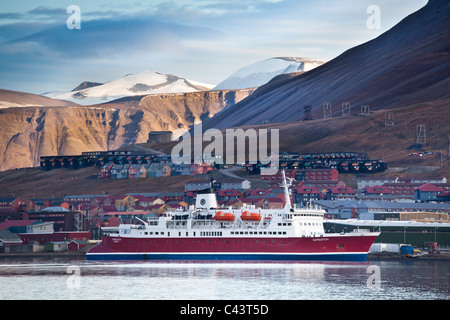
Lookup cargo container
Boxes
[400,245,414,255]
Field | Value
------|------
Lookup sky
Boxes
[0,0,428,94]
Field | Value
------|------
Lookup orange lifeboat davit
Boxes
[214,211,235,221]
[241,211,261,221]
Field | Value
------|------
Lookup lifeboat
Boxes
[241,211,261,221]
[214,211,235,221]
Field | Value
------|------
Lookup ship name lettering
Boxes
[313,238,329,241]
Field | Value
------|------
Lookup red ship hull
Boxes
[87,234,379,262]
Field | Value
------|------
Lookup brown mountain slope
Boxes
[0,88,254,171]
[0,89,79,108]
[0,99,448,199]
[142,98,450,177]
[203,0,450,130]
[0,166,207,198]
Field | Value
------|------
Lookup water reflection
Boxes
[0,258,448,300]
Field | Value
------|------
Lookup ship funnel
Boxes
[196,193,218,210]
[195,177,218,209]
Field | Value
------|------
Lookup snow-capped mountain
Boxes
[213,57,325,90]
[44,70,215,105]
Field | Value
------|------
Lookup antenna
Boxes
[342,102,351,116]
[323,102,332,119]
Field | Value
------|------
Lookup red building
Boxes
[295,169,339,181]
[294,186,322,204]
[98,162,114,179]
[327,186,356,200]
[0,197,26,212]
[261,169,297,181]
[363,185,392,195]
[19,231,91,245]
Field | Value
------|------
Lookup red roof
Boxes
[100,211,153,216]
[249,188,271,196]
[0,220,40,230]
[416,184,443,192]
[330,186,355,194]
[364,185,391,194]
[217,189,241,197]
[296,186,320,194]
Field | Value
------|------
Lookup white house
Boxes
[26,221,54,234]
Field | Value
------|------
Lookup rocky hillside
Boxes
[203,0,450,129]
[0,89,79,109]
[0,88,254,171]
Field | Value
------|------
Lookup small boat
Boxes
[214,211,235,221]
[241,211,261,221]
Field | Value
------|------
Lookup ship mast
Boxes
[280,169,292,211]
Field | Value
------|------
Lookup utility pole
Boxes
[323,102,332,119]
[385,112,394,127]
[303,105,313,121]
[360,105,370,116]
[342,102,351,116]
[416,124,426,146]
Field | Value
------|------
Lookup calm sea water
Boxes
[0,257,448,300]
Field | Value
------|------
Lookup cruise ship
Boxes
[87,171,379,261]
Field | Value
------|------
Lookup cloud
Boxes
[0,12,23,20]
[0,0,428,93]
[27,6,66,17]
[5,16,223,60]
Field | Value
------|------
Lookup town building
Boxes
[414,184,443,202]
[147,131,172,143]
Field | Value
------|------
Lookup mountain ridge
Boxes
[203,0,450,130]
[213,57,325,90]
[43,70,215,106]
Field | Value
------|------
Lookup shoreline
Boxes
[367,252,450,262]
